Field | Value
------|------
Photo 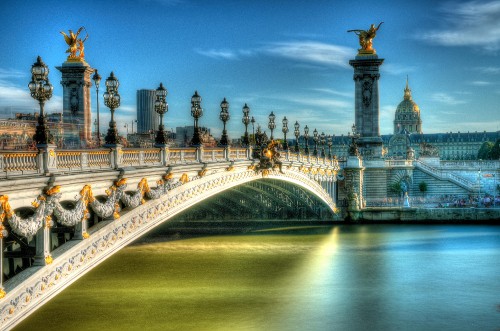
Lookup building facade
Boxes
[136,89,158,134]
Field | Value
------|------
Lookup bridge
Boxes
[0,145,340,329]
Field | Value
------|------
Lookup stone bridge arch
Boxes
[0,163,337,329]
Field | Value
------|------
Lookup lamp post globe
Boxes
[250,116,256,147]
[29,56,54,147]
[327,135,333,160]
[282,116,289,150]
[304,125,310,155]
[92,69,102,147]
[268,111,276,140]
[242,103,250,147]
[103,72,121,146]
[219,98,230,147]
[313,128,318,156]
[320,131,326,157]
[294,121,300,153]
[190,91,203,146]
[154,82,168,147]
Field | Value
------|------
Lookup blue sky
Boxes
[1,0,499,138]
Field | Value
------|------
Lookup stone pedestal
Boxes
[56,60,94,148]
[349,55,384,158]
[344,154,365,213]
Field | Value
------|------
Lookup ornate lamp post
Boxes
[28,56,54,146]
[313,128,319,156]
[242,103,250,146]
[268,111,276,140]
[154,82,168,147]
[304,125,310,155]
[103,72,120,146]
[328,135,333,160]
[190,91,203,146]
[320,131,326,157]
[92,69,102,147]
[219,98,230,147]
[251,116,256,146]
[294,121,300,153]
[282,116,289,150]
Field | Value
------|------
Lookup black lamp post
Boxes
[219,98,230,147]
[282,116,289,150]
[328,135,333,160]
[304,125,310,155]
[242,103,250,146]
[313,128,319,156]
[251,116,256,146]
[268,111,276,140]
[154,82,168,147]
[28,56,54,146]
[320,131,326,157]
[190,91,203,146]
[294,121,300,153]
[103,72,120,146]
[92,69,102,147]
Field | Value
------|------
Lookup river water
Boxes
[15,224,500,331]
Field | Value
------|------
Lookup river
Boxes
[15,224,500,331]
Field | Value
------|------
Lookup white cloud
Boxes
[307,88,352,98]
[429,92,467,105]
[469,80,492,86]
[475,66,500,74]
[381,63,416,75]
[195,49,239,60]
[263,41,353,68]
[418,1,500,51]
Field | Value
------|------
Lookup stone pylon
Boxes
[349,54,384,159]
[56,60,94,148]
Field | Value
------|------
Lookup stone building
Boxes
[136,89,159,134]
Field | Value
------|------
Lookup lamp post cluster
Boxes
[282,116,289,151]
[242,104,250,146]
[154,83,168,147]
[190,91,203,146]
[92,69,101,146]
[219,98,230,147]
[268,111,276,140]
[28,56,54,147]
[103,72,121,146]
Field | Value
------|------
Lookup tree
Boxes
[477,141,494,160]
[418,181,428,196]
[491,138,500,159]
[389,181,402,195]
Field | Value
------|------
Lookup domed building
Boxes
[393,78,422,134]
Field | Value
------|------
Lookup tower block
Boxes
[349,55,384,158]
[56,61,94,147]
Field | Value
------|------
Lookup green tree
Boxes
[491,139,500,159]
[389,181,402,195]
[477,141,494,160]
[418,181,428,196]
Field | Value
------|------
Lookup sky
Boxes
[0,0,499,139]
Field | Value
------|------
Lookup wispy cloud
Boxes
[417,1,500,51]
[430,92,467,105]
[307,88,352,98]
[381,63,417,75]
[474,66,500,74]
[195,49,239,60]
[263,41,353,68]
[196,41,355,69]
[469,80,492,86]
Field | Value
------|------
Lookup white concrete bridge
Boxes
[0,145,340,329]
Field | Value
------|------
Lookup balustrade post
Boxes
[139,151,145,166]
[197,146,204,163]
[224,147,229,161]
[109,145,123,169]
[81,152,89,170]
[33,217,52,266]
[38,144,58,174]
[246,146,252,160]
[160,146,169,166]
[73,218,88,240]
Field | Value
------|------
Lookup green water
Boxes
[15,224,500,331]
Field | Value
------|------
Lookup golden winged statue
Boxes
[60,27,88,60]
[347,22,383,54]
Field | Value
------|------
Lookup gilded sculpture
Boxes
[60,27,88,61]
[347,22,383,54]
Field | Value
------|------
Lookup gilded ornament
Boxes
[45,185,61,196]
[45,255,53,264]
[0,288,5,299]
[83,232,90,239]
[179,173,189,184]
[347,22,383,55]
[60,27,88,61]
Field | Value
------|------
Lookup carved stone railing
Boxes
[0,151,39,177]
[440,160,500,170]
[385,159,413,167]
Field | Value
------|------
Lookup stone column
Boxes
[33,217,52,266]
[38,144,58,174]
[349,55,384,158]
[56,60,94,148]
[343,153,365,220]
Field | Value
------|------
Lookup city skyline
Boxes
[1,0,499,139]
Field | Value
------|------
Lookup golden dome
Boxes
[395,78,420,114]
